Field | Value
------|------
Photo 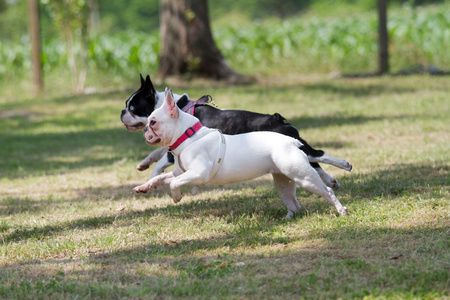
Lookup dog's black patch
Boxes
[120,74,157,121]
[167,152,175,164]
[192,105,325,158]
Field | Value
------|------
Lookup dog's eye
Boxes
[130,105,134,111]
[150,120,156,126]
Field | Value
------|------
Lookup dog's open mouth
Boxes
[124,123,146,131]
[146,138,161,145]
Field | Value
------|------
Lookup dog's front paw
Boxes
[136,161,151,171]
[339,207,348,216]
[133,183,152,193]
[171,188,183,203]
[190,186,199,195]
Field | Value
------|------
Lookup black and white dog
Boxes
[120,75,352,189]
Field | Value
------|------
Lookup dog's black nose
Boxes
[120,109,125,116]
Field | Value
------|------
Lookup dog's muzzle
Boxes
[124,122,146,131]
[121,110,146,131]
[144,126,161,145]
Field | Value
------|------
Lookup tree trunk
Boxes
[158,0,243,82]
[377,0,389,74]
[28,0,44,95]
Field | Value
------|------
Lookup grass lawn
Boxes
[0,74,449,299]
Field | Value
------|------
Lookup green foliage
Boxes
[215,16,379,74]
[210,0,315,19]
[87,31,160,78]
[0,38,31,77]
[215,7,450,74]
[97,0,160,33]
[389,8,450,70]
[1,4,449,90]
[0,0,28,42]
[40,0,93,92]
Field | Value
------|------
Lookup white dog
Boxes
[134,88,348,219]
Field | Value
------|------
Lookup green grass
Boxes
[0,75,449,299]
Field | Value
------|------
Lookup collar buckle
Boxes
[169,121,203,151]
[184,127,195,137]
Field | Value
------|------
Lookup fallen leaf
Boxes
[117,203,127,211]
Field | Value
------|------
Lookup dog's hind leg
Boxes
[271,122,351,173]
[272,173,301,219]
[277,152,347,216]
[312,163,340,190]
[295,135,352,172]
[294,173,347,216]
[308,153,352,172]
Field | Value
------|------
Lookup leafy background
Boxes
[0,0,449,96]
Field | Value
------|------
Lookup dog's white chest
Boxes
[174,129,226,181]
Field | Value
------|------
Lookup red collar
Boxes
[169,121,203,151]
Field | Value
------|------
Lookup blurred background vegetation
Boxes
[0,0,448,96]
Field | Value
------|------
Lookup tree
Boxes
[43,0,94,93]
[158,0,243,82]
[377,0,389,74]
[28,0,43,95]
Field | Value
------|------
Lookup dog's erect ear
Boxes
[144,75,156,97]
[139,74,145,89]
[164,87,179,119]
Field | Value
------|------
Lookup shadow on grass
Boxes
[4,219,448,299]
[1,176,335,246]
[1,161,448,298]
[0,196,58,216]
[344,162,449,199]
[289,114,380,130]
[0,180,285,245]
[299,81,416,98]
[0,111,412,180]
[0,127,151,179]
[2,161,447,247]
[236,80,419,99]
[86,221,448,262]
